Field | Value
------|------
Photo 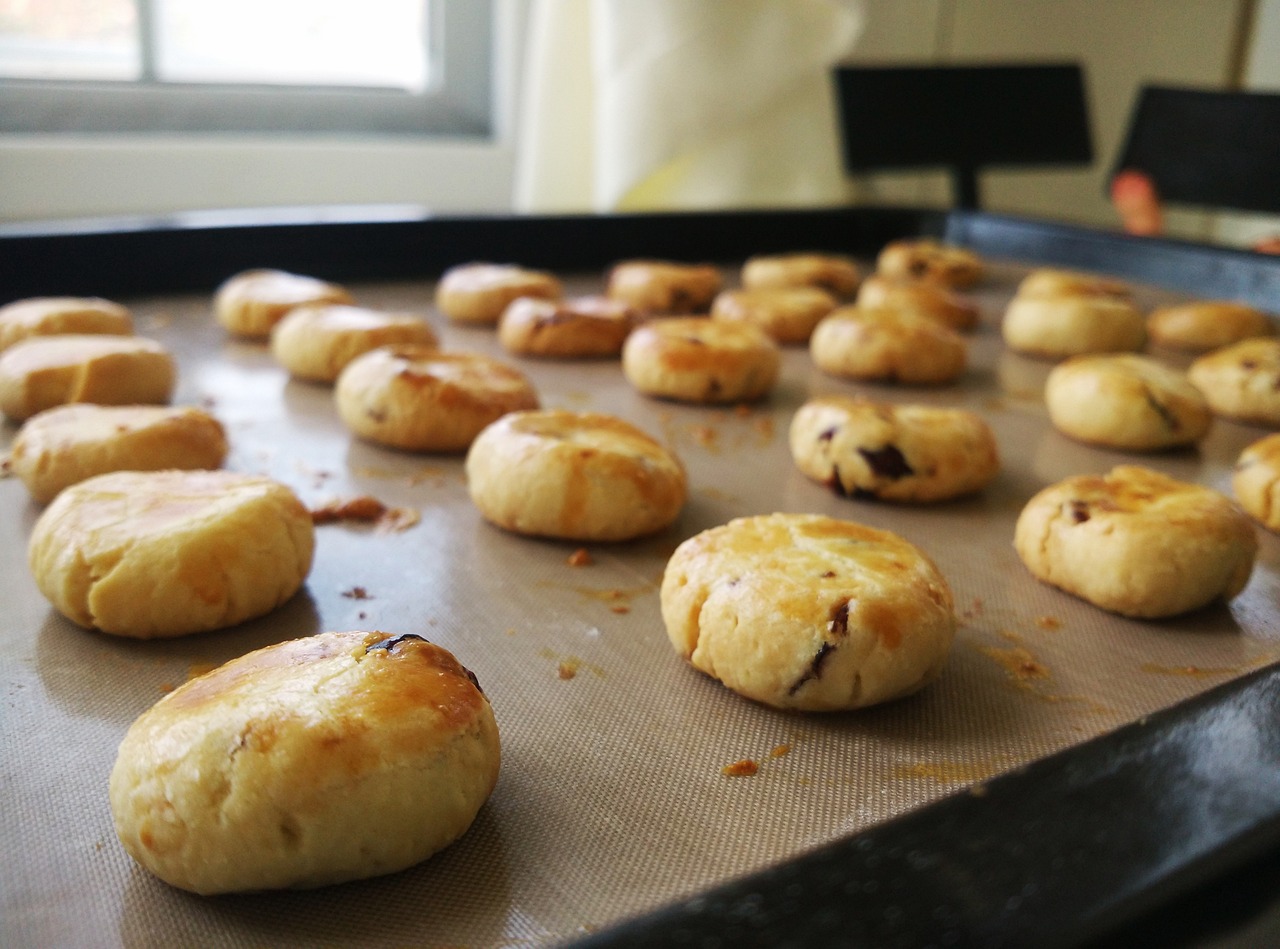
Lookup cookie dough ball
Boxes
[856,274,980,332]
[661,512,955,711]
[109,630,499,894]
[1014,465,1256,618]
[28,469,315,638]
[0,334,176,422]
[621,317,780,404]
[0,296,133,352]
[497,295,638,358]
[214,269,353,339]
[1188,338,1280,426]
[606,260,722,315]
[335,345,539,452]
[1016,268,1132,300]
[789,396,999,502]
[466,410,686,541]
[709,287,836,344]
[1002,294,1146,360]
[1147,301,1273,352]
[1045,354,1211,451]
[875,239,984,288]
[810,307,967,385]
[740,252,861,297]
[1234,433,1280,531]
[9,404,228,504]
[435,262,562,325]
[270,304,437,383]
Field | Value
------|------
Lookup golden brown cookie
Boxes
[0,296,133,352]
[606,260,723,315]
[497,295,638,358]
[1016,268,1132,300]
[809,307,967,385]
[270,304,438,383]
[789,396,999,502]
[660,512,955,711]
[875,239,984,288]
[335,346,539,452]
[1233,433,1280,531]
[1044,354,1211,451]
[1187,338,1280,426]
[28,469,315,638]
[1147,301,1273,352]
[434,262,562,325]
[1002,294,1146,360]
[466,410,686,541]
[621,317,780,404]
[739,252,861,297]
[9,404,228,504]
[709,287,836,344]
[1014,465,1256,618]
[213,269,353,339]
[0,334,176,422]
[109,630,499,894]
[855,274,981,332]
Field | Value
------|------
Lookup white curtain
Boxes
[514,0,865,213]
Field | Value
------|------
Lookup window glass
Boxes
[0,0,139,80]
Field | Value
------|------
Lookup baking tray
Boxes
[2,207,1279,949]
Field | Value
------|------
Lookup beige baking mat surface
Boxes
[2,262,1278,949]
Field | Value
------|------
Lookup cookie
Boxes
[621,317,780,404]
[855,274,980,332]
[1002,294,1146,360]
[9,404,228,503]
[109,630,499,894]
[335,346,539,452]
[1147,301,1273,352]
[606,260,722,315]
[1045,354,1211,450]
[1187,338,1280,426]
[809,307,967,385]
[709,286,836,344]
[789,396,999,502]
[739,252,861,297]
[0,296,133,352]
[466,410,686,541]
[270,304,438,383]
[1014,465,1256,618]
[28,469,315,638]
[0,334,176,422]
[875,239,983,288]
[434,262,562,325]
[497,295,638,358]
[1016,268,1132,300]
[660,512,955,711]
[213,269,353,339]
[1233,433,1280,531]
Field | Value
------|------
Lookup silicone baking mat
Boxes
[2,260,1277,948]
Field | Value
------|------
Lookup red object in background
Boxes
[1110,168,1164,236]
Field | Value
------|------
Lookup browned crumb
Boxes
[558,658,581,680]
[691,425,718,448]
[0,453,11,477]
[1034,615,1062,630]
[342,586,372,600]
[769,744,792,759]
[733,403,753,417]
[609,604,631,614]
[567,548,593,567]
[158,682,175,694]
[311,494,387,523]
[377,506,420,532]
[722,759,759,777]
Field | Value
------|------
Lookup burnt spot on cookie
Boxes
[859,444,913,479]
[365,633,429,653]
[1066,499,1090,523]
[788,641,835,696]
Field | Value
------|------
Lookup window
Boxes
[0,0,493,136]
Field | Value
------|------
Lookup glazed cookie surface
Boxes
[660,512,955,711]
[28,469,315,638]
[0,334,176,422]
[109,630,500,894]
[1147,301,1273,352]
[1002,294,1146,360]
[1187,338,1280,426]
[606,260,722,315]
[1234,433,1280,530]
[1045,354,1211,451]
[1014,465,1256,618]
[270,304,438,383]
[214,269,353,338]
[739,252,861,298]
[709,286,836,344]
[0,296,133,352]
[789,396,999,502]
[9,404,228,503]
[874,239,983,288]
[335,345,539,452]
[855,274,980,332]
[621,317,780,404]
[809,307,967,385]
[497,295,638,358]
[466,410,686,541]
[434,262,562,325]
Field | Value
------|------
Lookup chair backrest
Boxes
[1112,85,1280,215]
[833,63,1093,209]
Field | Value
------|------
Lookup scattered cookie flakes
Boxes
[310,494,419,532]
[567,548,594,567]
[690,425,719,450]
[1034,615,1062,631]
[982,644,1050,682]
[768,744,792,759]
[557,658,581,680]
[342,586,372,600]
[377,505,420,533]
[722,758,759,777]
